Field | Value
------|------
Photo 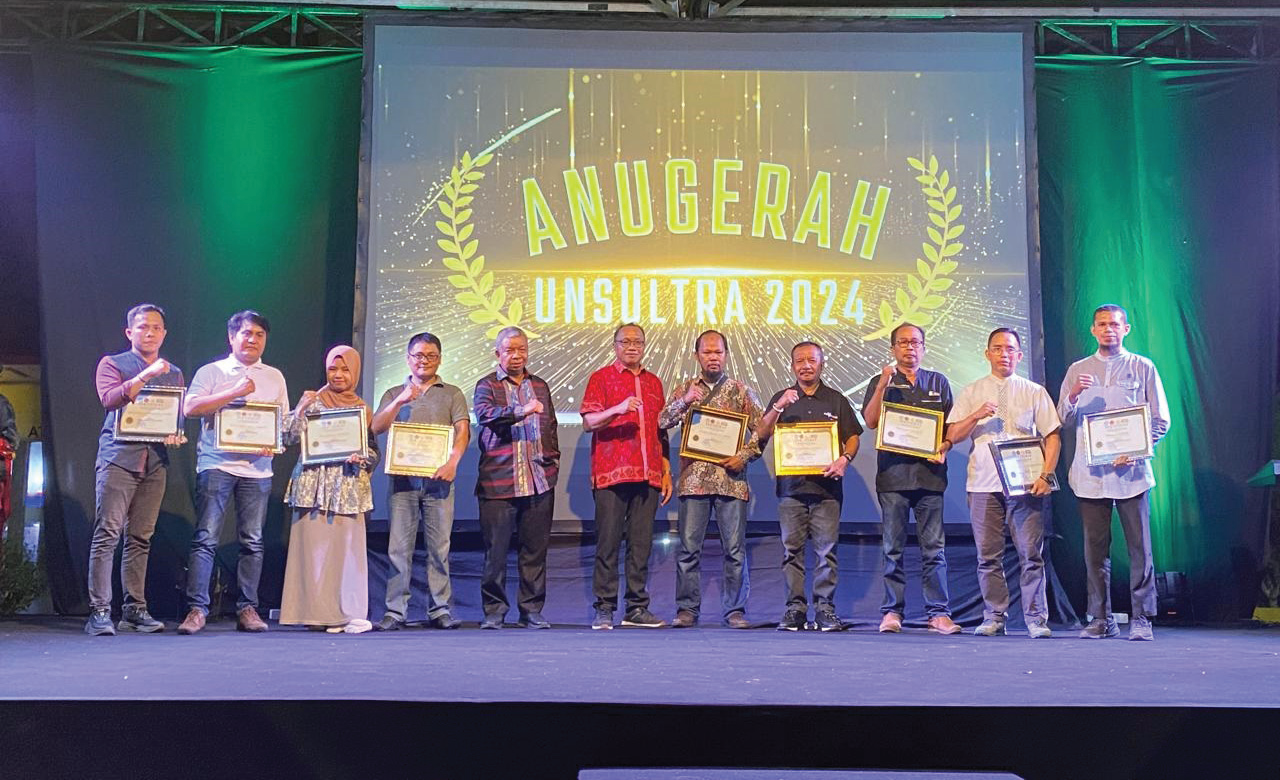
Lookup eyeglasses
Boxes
[408,352,440,363]
[893,339,924,348]
[615,339,645,347]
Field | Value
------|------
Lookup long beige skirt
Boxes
[280,508,369,627]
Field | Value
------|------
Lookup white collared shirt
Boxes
[949,373,1061,494]
[189,355,289,478]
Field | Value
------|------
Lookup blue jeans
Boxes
[777,495,840,610]
[676,495,749,619]
[385,480,454,621]
[185,469,272,614]
[879,489,950,617]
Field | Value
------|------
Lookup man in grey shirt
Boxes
[371,332,470,630]
[1058,304,1170,641]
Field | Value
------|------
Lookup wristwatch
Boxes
[842,452,855,464]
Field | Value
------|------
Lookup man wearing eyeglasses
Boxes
[581,323,672,630]
[862,323,959,635]
[371,332,470,630]
[945,328,1061,639]
[1057,304,1169,641]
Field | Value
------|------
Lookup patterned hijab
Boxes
[317,345,370,415]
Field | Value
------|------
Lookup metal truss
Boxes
[4,1,1280,59]
[0,1,678,52]
[1038,18,1280,58]
[0,3,367,50]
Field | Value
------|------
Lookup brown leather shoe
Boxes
[926,614,962,635]
[725,611,751,629]
[672,609,697,628]
[878,612,903,633]
[177,608,206,635]
[237,606,268,633]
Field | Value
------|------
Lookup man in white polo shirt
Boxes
[178,310,289,634]
[946,328,1061,639]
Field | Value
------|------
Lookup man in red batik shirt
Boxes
[580,323,672,630]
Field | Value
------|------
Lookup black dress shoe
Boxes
[430,612,462,630]
[480,614,504,630]
[519,612,551,629]
[375,615,403,631]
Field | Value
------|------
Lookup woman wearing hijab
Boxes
[280,345,378,633]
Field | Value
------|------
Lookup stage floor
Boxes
[4,617,1278,708]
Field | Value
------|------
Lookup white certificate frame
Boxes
[215,402,284,454]
[988,437,1060,497]
[773,421,840,477]
[875,401,944,458]
[385,422,454,477]
[113,386,184,443]
[1083,404,1154,467]
[301,406,369,465]
[679,406,749,464]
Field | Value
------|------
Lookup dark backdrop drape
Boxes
[29,44,1279,621]
[1037,56,1280,622]
[32,44,361,615]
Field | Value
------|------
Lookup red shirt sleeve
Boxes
[95,357,133,411]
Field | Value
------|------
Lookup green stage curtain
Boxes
[32,45,361,615]
[1037,56,1280,621]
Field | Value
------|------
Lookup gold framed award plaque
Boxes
[1082,404,1153,467]
[215,402,283,454]
[385,422,454,477]
[113,386,184,443]
[679,407,749,464]
[988,437,1059,497]
[301,406,369,465]
[773,421,840,477]
[875,402,944,458]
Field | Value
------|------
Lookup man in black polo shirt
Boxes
[862,323,959,634]
[757,342,862,632]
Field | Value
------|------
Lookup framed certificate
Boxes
[875,402,944,458]
[680,407,748,463]
[216,402,283,454]
[301,406,369,465]
[113,386,184,443]
[988,437,1060,497]
[385,422,454,477]
[1083,404,1153,467]
[773,421,840,476]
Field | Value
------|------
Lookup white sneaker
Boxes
[344,618,373,634]
[973,619,1006,636]
[1027,619,1053,639]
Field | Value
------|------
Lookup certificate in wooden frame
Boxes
[679,406,749,464]
[773,420,840,477]
[215,402,283,454]
[875,402,944,458]
[113,386,184,443]
[385,422,454,477]
[301,406,369,466]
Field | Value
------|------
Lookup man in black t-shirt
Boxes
[756,342,862,632]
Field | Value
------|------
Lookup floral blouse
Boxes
[283,399,379,515]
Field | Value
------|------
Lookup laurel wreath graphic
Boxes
[436,151,540,341]
[863,154,964,341]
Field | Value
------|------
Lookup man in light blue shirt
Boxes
[178,310,289,634]
[1057,304,1170,641]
